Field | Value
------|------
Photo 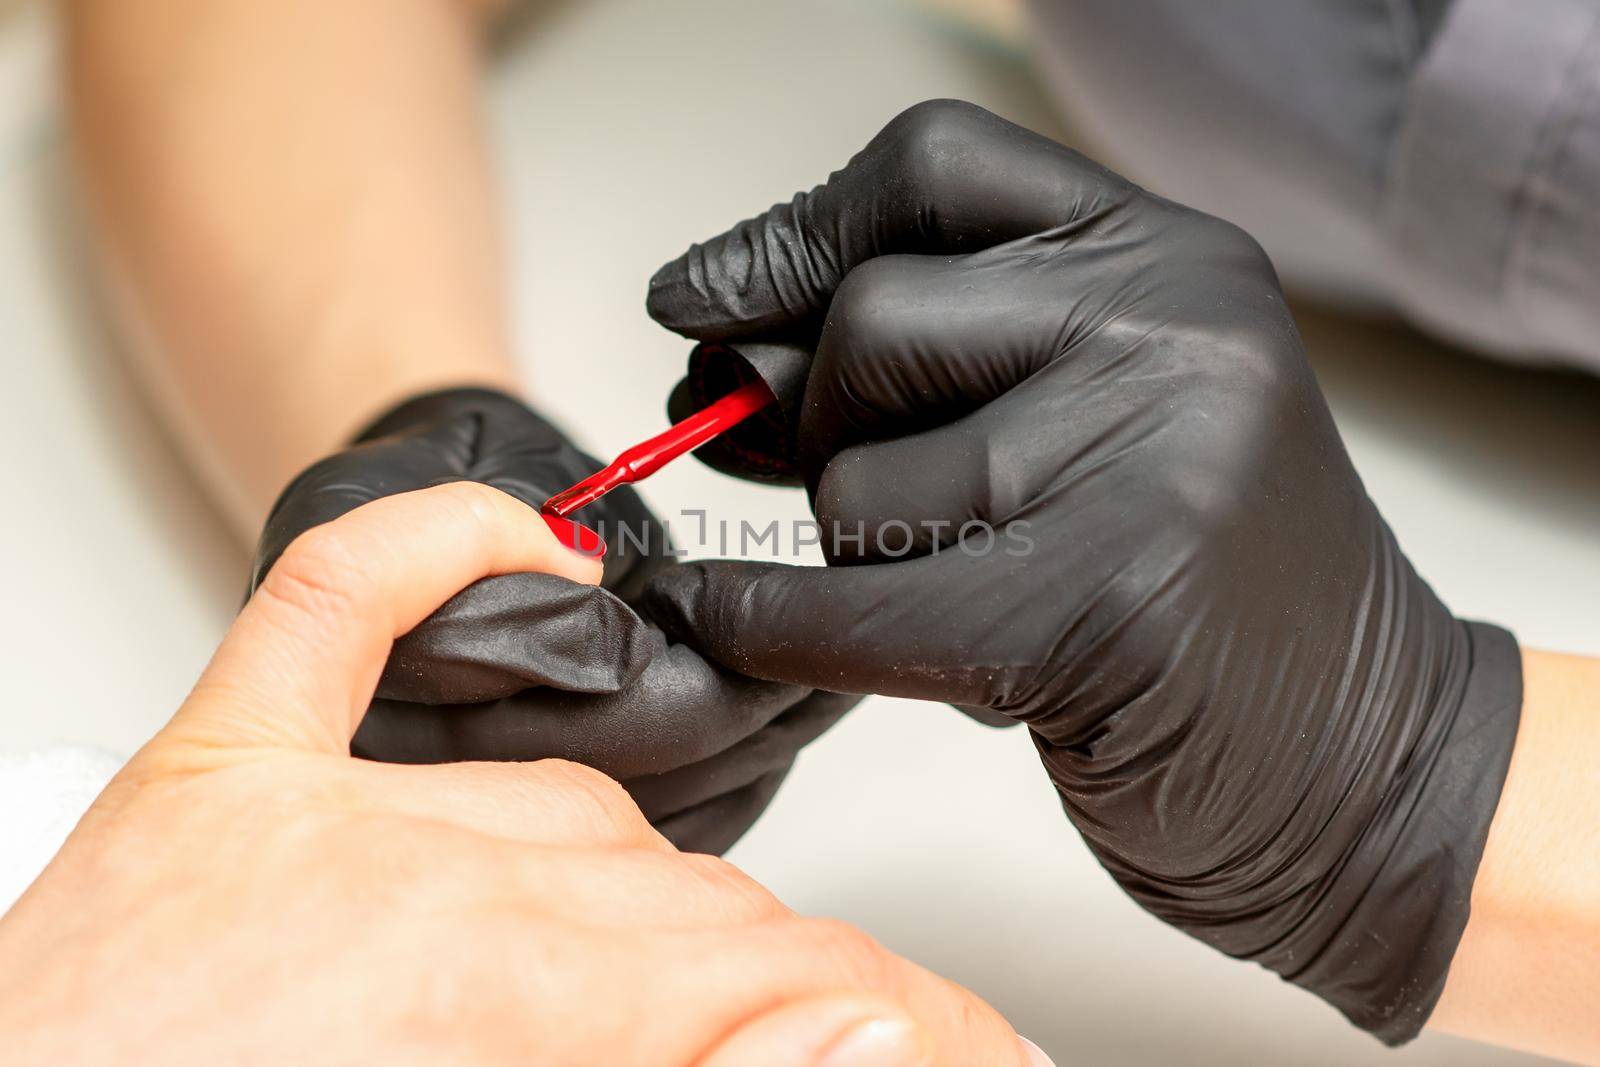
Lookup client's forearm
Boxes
[1432,649,1600,1065]
[64,0,518,534]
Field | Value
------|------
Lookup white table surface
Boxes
[1,1,1595,1063]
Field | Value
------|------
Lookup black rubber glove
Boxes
[250,387,858,855]
[643,100,1522,1041]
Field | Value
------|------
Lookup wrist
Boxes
[237,363,527,536]
[1431,648,1600,1062]
[0,906,86,1067]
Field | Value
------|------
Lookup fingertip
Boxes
[538,514,606,586]
[643,560,811,678]
[647,241,771,341]
[641,562,710,642]
[568,553,606,587]
[436,481,604,587]
[646,252,695,332]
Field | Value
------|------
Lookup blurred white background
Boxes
[1,1,1594,1063]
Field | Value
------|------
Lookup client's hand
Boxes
[0,484,1044,1067]
[252,388,859,854]
[645,100,1522,1043]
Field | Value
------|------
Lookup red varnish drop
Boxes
[541,512,607,560]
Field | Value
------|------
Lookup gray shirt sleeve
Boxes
[1025,0,1600,374]
[1387,0,1600,368]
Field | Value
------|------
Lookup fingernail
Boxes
[817,1016,930,1067]
[541,513,607,560]
[1019,1035,1056,1067]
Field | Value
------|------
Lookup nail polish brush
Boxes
[541,378,776,522]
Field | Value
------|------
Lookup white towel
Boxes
[0,746,124,912]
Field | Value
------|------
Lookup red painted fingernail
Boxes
[541,512,607,560]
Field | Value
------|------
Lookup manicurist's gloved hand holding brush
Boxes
[645,100,1600,1058]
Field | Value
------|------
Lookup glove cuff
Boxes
[1293,620,1522,1044]
[352,385,537,444]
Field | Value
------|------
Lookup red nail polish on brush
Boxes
[541,379,776,522]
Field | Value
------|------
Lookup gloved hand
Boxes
[643,100,1523,1042]
[251,387,858,855]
